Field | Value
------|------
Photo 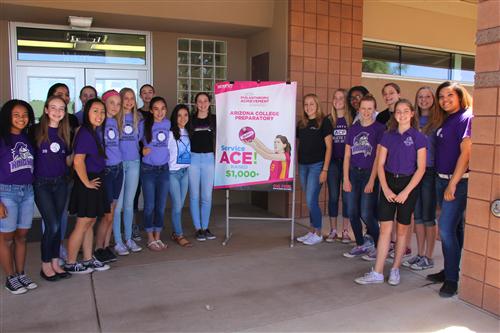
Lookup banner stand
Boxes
[222,177,297,248]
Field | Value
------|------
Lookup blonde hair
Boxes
[300,93,324,129]
[414,86,438,135]
[330,88,352,128]
[118,88,141,137]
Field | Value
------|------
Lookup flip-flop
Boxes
[156,240,168,250]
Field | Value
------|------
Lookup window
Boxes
[177,38,227,109]
[362,41,475,83]
[16,27,147,65]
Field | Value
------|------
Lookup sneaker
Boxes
[132,224,142,241]
[105,246,118,262]
[402,255,422,268]
[363,234,374,247]
[303,233,323,245]
[114,242,130,256]
[93,248,109,263]
[59,245,68,261]
[204,229,216,240]
[5,275,28,295]
[64,262,93,274]
[17,272,38,290]
[341,230,352,244]
[361,247,377,261]
[439,280,458,298]
[343,245,369,258]
[354,269,384,285]
[427,270,445,283]
[411,256,434,271]
[325,230,337,243]
[389,247,412,259]
[83,257,110,272]
[388,268,400,286]
[126,239,143,253]
[297,232,313,243]
[195,229,206,241]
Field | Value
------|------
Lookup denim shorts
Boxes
[0,183,35,232]
[104,163,124,204]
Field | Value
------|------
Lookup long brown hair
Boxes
[299,93,324,129]
[118,88,141,137]
[276,135,291,154]
[428,81,473,131]
[330,88,352,128]
[387,99,419,131]
[36,95,70,149]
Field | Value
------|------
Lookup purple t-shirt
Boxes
[142,119,171,166]
[0,134,34,185]
[419,116,435,168]
[73,127,106,173]
[119,113,143,161]
[332,117,348,160]
[380,127,427,175]
[435,108,473,174]
[103,118,121,166]
[346,121,385,170]
[35,127,69,178]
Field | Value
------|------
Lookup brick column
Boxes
[288,0,363,218]
[459,0,500,316]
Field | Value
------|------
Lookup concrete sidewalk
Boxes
[1,205,498,332]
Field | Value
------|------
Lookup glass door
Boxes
[15,66,85,119]
[85,68,148,101]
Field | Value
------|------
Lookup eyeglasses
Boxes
[350,95,362,101]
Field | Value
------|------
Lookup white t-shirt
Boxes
[167,128,191,171]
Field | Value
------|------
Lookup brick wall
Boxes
[459,0,500,316]
[288,0,363,218]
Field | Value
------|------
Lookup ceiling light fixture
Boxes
[91,44,145,52]
[17,40,75,49]
[68,16,93,30]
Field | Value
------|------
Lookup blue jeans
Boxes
[189,153,214,230]
[0,184,34,233]
[346,167,379,246]
[34,176,67,262]
[103,163,124,204]
[299,162,323,229]
[141,163,169,233]
[436,177,467,282]
[414,167,437,226]
[327,158,348,218]
[113,160,140,244]
[169,168,189,236]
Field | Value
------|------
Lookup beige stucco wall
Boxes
[363,0,476,54]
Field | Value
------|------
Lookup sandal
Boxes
[172,233,192,248]
[156,240,168,250]
[147,241,162,252]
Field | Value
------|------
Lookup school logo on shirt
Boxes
[124,124,133,135]
[403,137,414,147]
[157,131,167,142]
[334,129,347,136]
[107,128,116,140]
[9,142,34,173]
[50,142,61,153]
[351,132,372,157]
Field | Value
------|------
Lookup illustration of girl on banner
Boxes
[243,131,291,181]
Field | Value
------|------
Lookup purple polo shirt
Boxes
[0,134,34,185]
[419,116,435,168]
[73,127,106,173]
[142,119,171,166]
[346,121,385,169]
[35,127,69,178]
[332,117,348,160]
[380,127,427,175]
[103,117,121,166]
[435,108,473,174]
[119,113,143,161]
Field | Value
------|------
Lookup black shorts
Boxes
[378,172,418,225]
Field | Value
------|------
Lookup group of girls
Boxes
[0,83,217,294]
[296,81,473,298]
